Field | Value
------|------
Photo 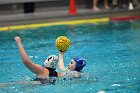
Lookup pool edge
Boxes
[0,17,109,31]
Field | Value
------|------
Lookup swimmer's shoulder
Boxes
[62,70,81,77]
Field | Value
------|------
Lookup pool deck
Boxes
[0,6,140,27]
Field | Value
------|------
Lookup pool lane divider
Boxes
[110,15,140,21]
[0,18,109,31]
[0,15,140,31]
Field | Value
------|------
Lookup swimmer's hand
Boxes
[59,51,64,55]
[14,36,21,44]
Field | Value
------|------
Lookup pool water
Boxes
[0,20,140,93]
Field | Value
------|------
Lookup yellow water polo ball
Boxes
[55,36,70,52]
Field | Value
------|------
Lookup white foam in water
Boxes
[97,90,106,93]
[111,84,121,86]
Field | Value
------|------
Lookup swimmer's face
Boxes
[68,59,76,71]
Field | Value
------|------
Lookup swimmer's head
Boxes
[44,55,58,69]
[68,58,86,72]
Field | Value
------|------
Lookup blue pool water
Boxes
[0,20,140,93]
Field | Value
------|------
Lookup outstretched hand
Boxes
[14,36,21,44]
[59,51,64,55]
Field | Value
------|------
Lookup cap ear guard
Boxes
[81,61,86,67]
[44,55,58,69]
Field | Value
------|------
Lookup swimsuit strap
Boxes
[45,67,58,77]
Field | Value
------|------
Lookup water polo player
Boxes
[55,36,87,77]
[58,51,87,77]
[14,36,62,84]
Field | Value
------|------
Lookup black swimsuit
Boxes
[34,67,57,84]
[46,67,57,77]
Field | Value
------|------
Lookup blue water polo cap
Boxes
[73,58,87,72]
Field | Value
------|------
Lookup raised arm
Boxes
[14,36,48,76]
[58,52,67,71]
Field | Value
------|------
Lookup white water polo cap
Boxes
[44,55,58,69]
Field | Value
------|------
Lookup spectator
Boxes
[130,0,138,8]
[93,0,110,12]
[112,0,129,10]
[120,0,138,10]
[112,0,119,10]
